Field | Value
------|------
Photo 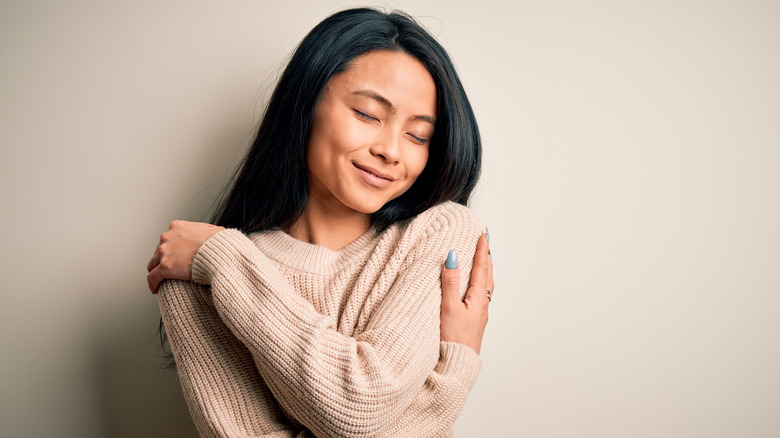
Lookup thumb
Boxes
[441,249,461,305]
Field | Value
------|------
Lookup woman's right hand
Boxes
[146,220,225,293]
[440,232,493,354]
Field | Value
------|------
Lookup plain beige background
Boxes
[1,0,778,436]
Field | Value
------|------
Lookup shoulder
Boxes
[385,202,483,258]
[417,201,481,231]
[406,202,483,239]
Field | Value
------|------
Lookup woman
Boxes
[148,8,493,437]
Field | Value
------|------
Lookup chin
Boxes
[354,203,386,215]
[346,196,393,216]
[340,184,411,216]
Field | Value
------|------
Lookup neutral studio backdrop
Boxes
[1,0,778,437]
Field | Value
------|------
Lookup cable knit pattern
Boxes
[158,202,483,437]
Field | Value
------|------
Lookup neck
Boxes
[286,199,371,251]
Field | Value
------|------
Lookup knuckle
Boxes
[441,276,459,286]
[159,259,171,271]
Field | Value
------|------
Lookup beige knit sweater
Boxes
[158,202,484,437]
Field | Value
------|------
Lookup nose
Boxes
[369,127,401,164]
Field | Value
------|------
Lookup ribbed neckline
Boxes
[249,227,382,275]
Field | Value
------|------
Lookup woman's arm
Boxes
[380,234,493,437]
[156,279,298,437]
[148,206,487,437]
[192,231,456,436]
[155,242,490,438]
[192,207,481,436]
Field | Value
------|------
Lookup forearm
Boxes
[193,230,440,437]
[157,279,296,437]
[379,342,482,437]
[191,204,485,436]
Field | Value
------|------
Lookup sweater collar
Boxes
[249,227,382,274]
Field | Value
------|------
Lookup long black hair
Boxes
[212,7,481,232]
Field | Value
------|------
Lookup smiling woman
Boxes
[146,7,493,437]
[300,50,436,244]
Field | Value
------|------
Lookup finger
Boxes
[487,246,494,299]
[441,250,461,305]
[168,219,195,231]
[468,233,489,288]
[147,247,162,273]
[147,267,164,294]
[464,233,489,304]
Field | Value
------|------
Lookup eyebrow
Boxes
[351,89,436,126]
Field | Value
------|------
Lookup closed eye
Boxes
[406,133,428,145]
[353,109,378,122]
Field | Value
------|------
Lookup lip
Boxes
[353,162,396,188]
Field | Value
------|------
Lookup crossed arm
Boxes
[150,219,493,436]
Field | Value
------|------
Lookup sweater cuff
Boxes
[191,229,253,285]
[437,341,482,389]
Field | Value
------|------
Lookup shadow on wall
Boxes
[85,104,255,436]
[87,124,249,436]
[92,293,198,437]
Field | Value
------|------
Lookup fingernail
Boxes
[486,227,490,243]
[446,249,458,269]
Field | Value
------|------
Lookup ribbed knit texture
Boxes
[158,202,483,437]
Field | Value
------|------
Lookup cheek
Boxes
[341,120,377,151]
[306,135,325,172]
[307,122,356,172]
[406,148,429,181]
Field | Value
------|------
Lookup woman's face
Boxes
[306,50,437,216]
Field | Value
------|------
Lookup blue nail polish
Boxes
[486,227,490,243]
[445,249,458,269]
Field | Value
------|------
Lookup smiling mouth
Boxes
[353,163,394,181]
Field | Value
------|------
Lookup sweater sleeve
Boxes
[157,279,298,437]
[379,342,482,437]
[191,205,483,437]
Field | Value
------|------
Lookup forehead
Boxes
[328,50,437,114]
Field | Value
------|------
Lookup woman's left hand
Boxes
[147,220,224,294]
[440,232,493,354]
